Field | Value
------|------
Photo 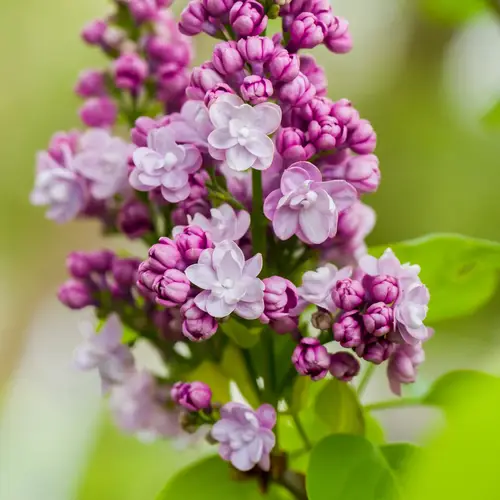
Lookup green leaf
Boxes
[220,317,261,348]
[290,376,312,415]
[121,325,138,344]
[419,0,486,25]
[185,361,230,403]
[314,379,365,435]
[380,443,420,478]
[365,412,386,445]
[482,100,500,129]
[370,233,500,323]
[307,435,400,500]
[157,456,292,499]
[423,369,499,412]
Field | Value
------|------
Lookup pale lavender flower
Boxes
[130,127,202,202]
[298,263,351,312]
[387,343,425,396]
[185,240,265,319]
[263,161,357,245]
[392,282,431,345]
[30,153,86,223]
[167,100,214,148]
[211,402,276,471]
[73,129,132,200]
[110,371,180,439]
[207,94,282,172]
[73,315,135,392]
[174,204,250,243]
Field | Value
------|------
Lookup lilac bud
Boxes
[332,278,365,311]
[112,53,148,93]
[240,75,273,104]
[145,36,192,66]
[363,302,394,337]
[311,309,333,330]
[300,97,332,122]
[279,72,316,107]
[129,0,172,23]
[47,131,79,164]
[230,1,268,38]
[237,36,274,63]
[117,199,154,239]
[347,119,377,155]
[58,280,95,309]
[148,237,185,273]
[87,250,115,273]
[268,49,300,83]
[204,83,235,108]
[271,316,299,334]
[212,41,245,75]
[153,269,191,307]
[79,97,117,128]
[307,116,346,151]
[66,252,93,279]
[202,0,235,17]
[364,275,399,304]
[171,381,212,411]
[179,1,210,36]
[387,344,425,395]
[357,339,394,365]
[81,19,107,45]
[112,258,141,288]
[131,116,164,147]
[175,226,213,265]
[333,311,363,348]
[324,17,352,54]
[292,337,330,380]
[299,54,327,96]
[136,263,158,296]
[187,65,224,100]
[156,63,191,100]
[276,127,314,162]
[331,98,360,129]
[261,276,298,323]
[323,154,380,194]
[288,13,327,51]
[75,70,106,98]
[329,351,360,381]
[153,308,183,342]
[181,298,219,341]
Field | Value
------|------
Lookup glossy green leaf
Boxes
[290,376,312,415]
[482,100,500,129]
[220,317,261,348]
[423,369,499,412]
[419,0,486,25]
[157,456,293,499]
[365,412,386,445]
[380,443,420,478]
[314,379,365,435]
[370,233,500,323]
[307,435,400,500]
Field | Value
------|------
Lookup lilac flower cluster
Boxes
[31,0,434,482]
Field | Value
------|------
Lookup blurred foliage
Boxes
[419,0,487,25]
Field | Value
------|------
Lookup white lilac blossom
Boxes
[207,94,282,172]
[185,240,265,319]
[73,314,135,392]
[263,161,358,244]
[173,203,250,243]
[131,126,202,202]
[298,263,352,312]
[73,128,133,199]
[211,402,276,472]
[30,152,87,223]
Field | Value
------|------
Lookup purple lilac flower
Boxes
[333,310,364,348]
[347,119,377,155]
[263,161,357,245]
[324,16,352,54]
[148,237,186,272]
[111,258,141,288]
[171,381,212,411]
[208,93,282,172]
[130,126,202,202]
[203,0,235,17]
[298,263,351,312]
[363,302,394,336]
[292,337,330,380]
[211,402,276,471]
[75,69,106,98]
[288,12,327,51]
[240,76,273,105]
[229,1,268,38]
[180,298,219,341]
[212,41,245,75]
[365,275,399,304]
[356,338,394,364]
[299,54,327,96]
[260,276,298,327]
[387,343,425,396]
[58,280,95,309]
[276,127,314,162]
[174,225,214,264]
[278,72,316,107]
[329,351,360,381]
[73,315,135,392]
[152,269,192,307]
[237,36,275,64]
[117,199,154,239]
[332,278,365,311]
[73,129,132,200]
[79,97,118,128]
[81,19,107,45]
[185,240,265,319]
[268,48,300,83]
[112,53,149,93]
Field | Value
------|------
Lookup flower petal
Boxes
[209,100,236,129]
[208,128,238,150]
[226,145,256,172]
[263,190,282,220]
[179,145,203,173]
[217,252,243,283]
[161,183,190,203]
[280,166,311,195]
[319,180,358,211]
[288,161,322,183]
[206,294,235,318]
[241,278,264,302]
[234,210,251,240]
[194,290,211,311]
[147,127,177,156]
[243,254,263,278]
[299,207,331,244]
[244,133,274,159]
[185,264,217,289]
[254,102,282,134]
[273,207,299,240]
[230,446,255,472]
[213,240,245,269]
[235,299,265,320]
[161,170,189,190]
